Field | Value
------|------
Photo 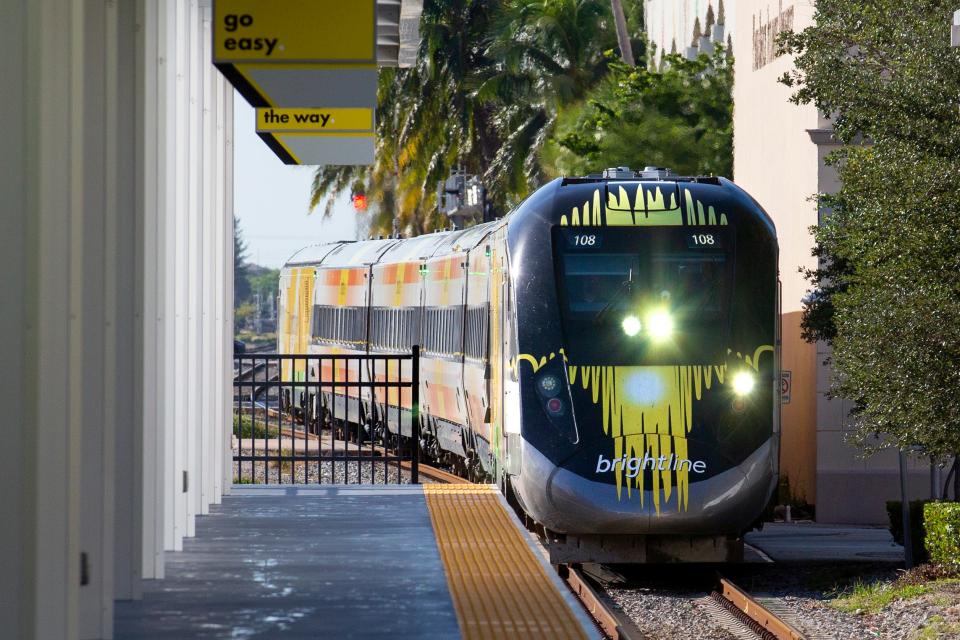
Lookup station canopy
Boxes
[214,0,423,165]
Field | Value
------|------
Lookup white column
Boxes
[185,0,202,537]
[138,0,166,582]
[223,87,236,495]
[212,72,229,501]
[4,0,100,636]
[112,0,143,604]
[0,1,26,633]
[200,1,217,513]
[171,0,191,551]
[160,0,181,552]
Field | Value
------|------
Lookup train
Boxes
[278,167,779,563]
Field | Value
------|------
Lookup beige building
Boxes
[645,0,734,62]
[645,0,938,523]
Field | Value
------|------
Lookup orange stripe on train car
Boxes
[429,256,465,281]
[380,263,397,283]
[378,262,421,285]
[323,268,365,286]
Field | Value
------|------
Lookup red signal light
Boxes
[352,194,368,212]
[546,397,564,416]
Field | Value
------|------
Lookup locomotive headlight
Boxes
[646,309,674,341]
[621,315,642,337]
[732,370,756,396]
[537,374,562,397]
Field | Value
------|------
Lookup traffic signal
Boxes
[352,193,368,212]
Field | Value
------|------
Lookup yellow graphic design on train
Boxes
[560,187,729,227]
[514,345,773,513]
[281,267,315,381]
[337,269,349,306]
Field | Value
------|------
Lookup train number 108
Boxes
[690,234,716,246]
[573,234,597,246]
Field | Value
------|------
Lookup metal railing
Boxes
[232,347,420,485]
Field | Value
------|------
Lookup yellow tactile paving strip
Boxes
[423,484,590,640]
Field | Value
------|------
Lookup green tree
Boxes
[248,268,280,306]
[481,0,618,195]
[310,0,501,236]
[542,48,733,178]
[309,0,623,233]
[780,0,960,465]
[233,216,251,305]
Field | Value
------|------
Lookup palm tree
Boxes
[309,0,621,232]
[310,0,499,236]
[481,0,616,196]
[610,0,635,65]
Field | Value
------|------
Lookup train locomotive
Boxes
[278,167,779,563]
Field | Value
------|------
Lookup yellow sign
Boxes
[214,0,376,62]
[256,108,374,132]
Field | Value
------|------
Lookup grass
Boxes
[831,581,933,614]
[830,576,960,615]
[912,615,960,640]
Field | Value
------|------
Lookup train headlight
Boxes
[621,315,642,337]
[732,371,756,396]
[537,374,562,397]
[646,310,674,341]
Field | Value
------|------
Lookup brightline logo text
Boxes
[596,453,707,478]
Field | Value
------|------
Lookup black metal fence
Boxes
[232,347,420,484]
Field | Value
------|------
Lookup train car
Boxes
[279,167,779,563]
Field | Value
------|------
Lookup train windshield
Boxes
[554,227,734,365]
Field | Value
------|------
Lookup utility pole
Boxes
[610,0,635,66]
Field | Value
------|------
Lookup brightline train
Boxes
[278,167,779,563]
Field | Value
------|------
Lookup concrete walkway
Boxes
[115,486,461,639]
[745,522,904,563]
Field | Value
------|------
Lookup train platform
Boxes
[745,521,904,563]
[114,484,599,639]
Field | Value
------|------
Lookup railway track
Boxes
[558,566,808,640]
[701,575,808,640]
[561,565,644,640]
[709,576,807,640]
[402,460,467,484]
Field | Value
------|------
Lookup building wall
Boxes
[733,1,938,523]
[1,1,234,637]
[645,0,734,63]
[733,0,819,507]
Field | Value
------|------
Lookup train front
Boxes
[505,174,779,562]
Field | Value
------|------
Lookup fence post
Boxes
[411,345,420,484]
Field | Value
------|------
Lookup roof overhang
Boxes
[213,0,422,164]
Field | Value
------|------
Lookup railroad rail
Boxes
[711,576,807,640]
[402,461,466,484]
[560,565,642,640]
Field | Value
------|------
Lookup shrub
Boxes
[924,502,960,566]
[233,414,276,439]
[886,500,929,564]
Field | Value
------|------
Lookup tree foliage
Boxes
[308,1,731,237]
[248,268,280,305]
[233,216,251,305]
[780,0,960,458]
[542,48,732,178]
[309,0,646,235]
